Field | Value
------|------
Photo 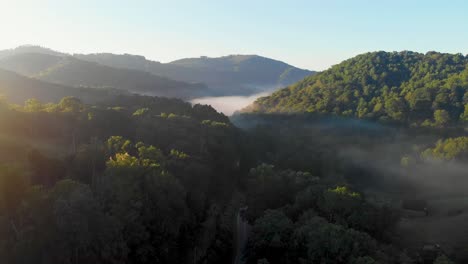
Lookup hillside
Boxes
[0,68,127,104]
[0,52,210,100]
[244,51,468,127]
[0,46,314,97]
[75,53,315,95]
[0,45,65,59]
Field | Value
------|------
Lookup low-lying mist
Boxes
[190,91,271,116]
[234,113,468,200]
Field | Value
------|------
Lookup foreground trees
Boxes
[0,95,239,264]
[0,94,462,263]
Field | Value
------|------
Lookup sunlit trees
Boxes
[422,137,468,161]
[24,98,44,112]
[433,109,450,127]
[101,139,188,264]
[58,97,83,113]
[252,51,468,127]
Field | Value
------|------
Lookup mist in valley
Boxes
[191,91,271,115]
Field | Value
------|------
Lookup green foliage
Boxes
[246,164,318,219]
[0,94,410,264]
[247,208,383,264]
[328,186,360,198]
[107,136,132,155]
[400,155,413,167]
[252,51,468,127]
[422,136,468,161]
[433,109,450,127]
[292,215,378,264]
[58,96,83,112]
[0,95,239,264]
[248,210,294,263]
[132,107,149,116]
[433,255,455,264]
[169,149,189,159]
[23,98,44,112]
[352,256,380,264]
[201,119,229,127]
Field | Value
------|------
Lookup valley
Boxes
[0,47,467,264]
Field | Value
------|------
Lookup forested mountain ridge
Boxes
[0,52,209,99]
[244,51,468,127]
[0,45,314,98]
[75,53,315,95]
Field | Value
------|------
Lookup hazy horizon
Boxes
[2,1,468,71]
[0,44,315,71]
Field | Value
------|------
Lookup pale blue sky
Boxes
[0,0,467,70]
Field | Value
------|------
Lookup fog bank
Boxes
[191,91,271,116]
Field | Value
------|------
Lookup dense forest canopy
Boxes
[247,51,468,127]
[0,93,418,264]
[1,50,468,264]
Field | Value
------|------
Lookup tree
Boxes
[460,104,468,122]
[434,109,450,127]
[28,149,66,187]
[247,210,293,264]
[101,141,188,264]
[422,137,468,161]
[433,255,455,264]
[24,98,43,112]
[292,215,378,264]
[59,97,83,113]
[384,97,406,121]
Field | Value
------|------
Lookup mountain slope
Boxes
[0,45,65,59]
[0,52,209,99]
[75,53,315,95]
[243,51,468,126]
[0,68,127,104]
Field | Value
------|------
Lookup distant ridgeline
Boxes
[0,45,315,101]
[0,52,208,100]
[244,51,468,127]
[75,53,315,96]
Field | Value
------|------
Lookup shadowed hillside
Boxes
[0,68,127,104]
[0,52,210,100]
[75,53,315,95]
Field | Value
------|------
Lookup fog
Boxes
[190,91,271,116]
[339,139,468,199]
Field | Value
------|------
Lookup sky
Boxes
[0,0,467,71]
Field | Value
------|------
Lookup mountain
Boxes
[243,51,468,126]
[0,46,314,98]
[75,53,315,95]
[0,68,127,104]
[0,52,209,100]
[0,45,65,59]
